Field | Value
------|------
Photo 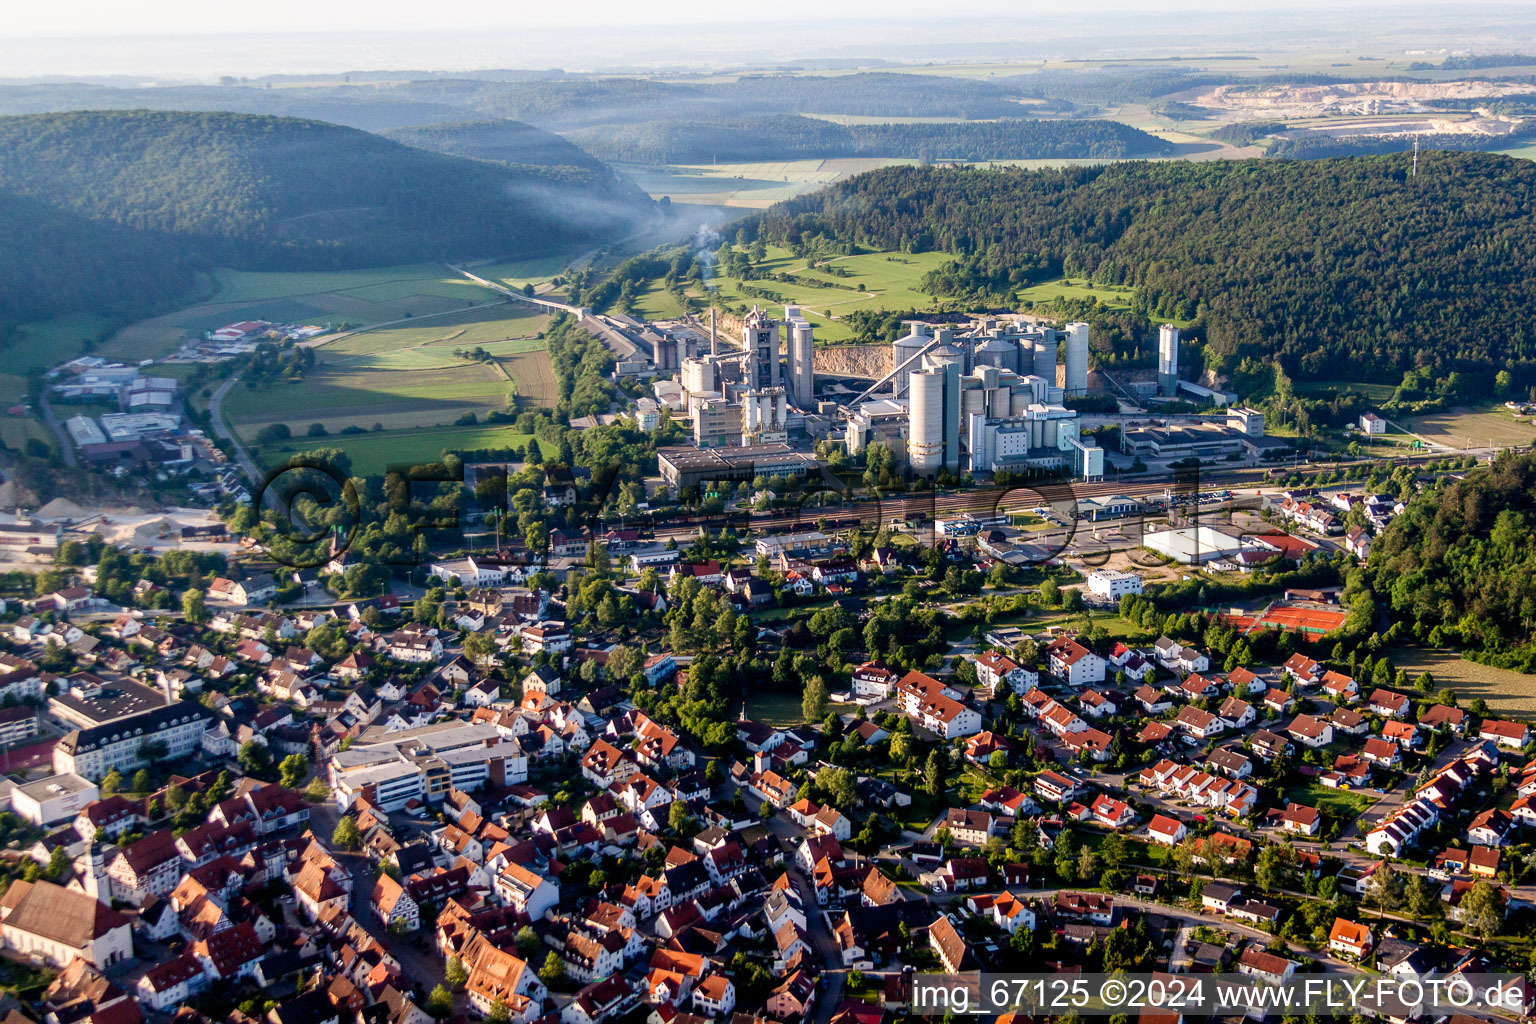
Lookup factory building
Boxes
[741,387,790,445]
[742,306,780,389]
[844,399,909,457]
[1157,324,1181,397]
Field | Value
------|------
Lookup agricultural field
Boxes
[1400,404,1536,451]
[96,263,508,368]
[622,159,917,208]
[226,305,556,452]
[1016,277,1137,311]
[258,423,537,478]
[1389,646,1536,719]
[654,243,953,342]
[0,312,114,405]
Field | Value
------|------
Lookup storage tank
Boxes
[1010,389,1031,417]
[1033,329,1058,383]
[975,336,1020,374]
[1064,322,1090,396]
[962,387,986,420]
[681,357,715,397]
[988,387,1012,418]
[891,324,931,398]
[1028,406,1046,449]
[907,369,944,475]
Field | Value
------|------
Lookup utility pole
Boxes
[1412,135,1419,178]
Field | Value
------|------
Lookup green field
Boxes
[0,312,116,404]
[203,264,503,305]
[1285,782,1378,819]
[1017,277,1137,311]
[744,691,806,727]
[93,263,513,370]
[225,306,556,443]
[259,424,537,477]
[658,243,954,342]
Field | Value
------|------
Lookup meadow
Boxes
[94,263,510,369]
[258,423,537,477]
[0,312,114,405]
[1389,646,1536,719]
[631,243,954,342]
[1401,404,1536,450]
[226,305,557,455]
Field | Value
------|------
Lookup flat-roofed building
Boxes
[658,444,821,494]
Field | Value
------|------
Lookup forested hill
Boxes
[0,110,654,324]
[382,119,636,183]
[755,154,1536,378]
[568,115,1168,164]
[1369,450,1536,668]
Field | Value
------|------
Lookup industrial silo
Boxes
[975,335,1020,373]
[907,369,945,475]
[1033,329,1058,383]
[891,324,930,399]
[1064,322,1090,396]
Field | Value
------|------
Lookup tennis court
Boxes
[1256,605,1349,634]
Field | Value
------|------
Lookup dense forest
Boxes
[383,119,612,172]
[752,153,1536,380]
[1268,128,1536,160]
[0,74,1029,132]
[1368,451,1536,668]
[570,114,1167,164]
[0,110,654,325]
[0,190,197,327]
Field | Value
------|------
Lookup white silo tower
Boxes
[1032,328,1058,383]
[1064,322,1090,396]
[907,369,945,475]
[1158,323,1181,398]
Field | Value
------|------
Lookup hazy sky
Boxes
[2,1,1532,80]
[4,0,1516,36]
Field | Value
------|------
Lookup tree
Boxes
[424,985,455,1019]
[131,769,151,794]
[538,951,566,985]
[1460,880,1505,940]
[445,956,468,989]
[821,767,858,809]
[924,748,946,799]
[239,740,272,777]
[1255,843,1297,894]
[486,1000,511,1024]
[332,815,361,850]
[100,769,123,798]
[802,677,829,722]
[1011,817,1040,852]
[515,926,541,957]
[1078,844,1099,880]
[182,588,208,625]
[1403,872,1441,918]
[668,800,694,834]
[1039,578,1061,607]
[464,630,498,673]
[279,753,310,789]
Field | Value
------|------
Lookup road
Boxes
[761,803,851,1024]
[209,376,261,487]
[37,392,77,468]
